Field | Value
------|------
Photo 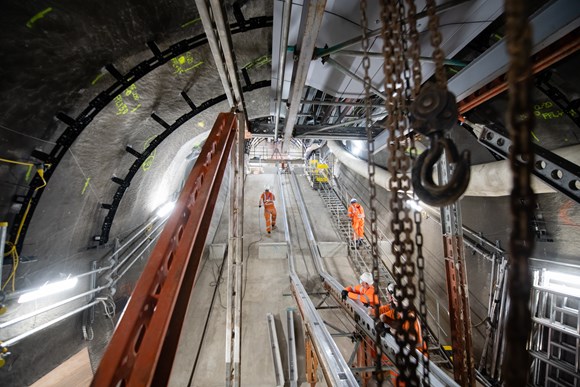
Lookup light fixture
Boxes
[351,140,364,156]
[18,277,78,304]
[156,201,176,218]
[544,270,580,298]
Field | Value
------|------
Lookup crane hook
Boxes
[412,135,471,206]
[410,83,471,206]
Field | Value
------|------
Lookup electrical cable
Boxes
[242,206,264,300]
[187,245,228,387]
[2,165,50,291]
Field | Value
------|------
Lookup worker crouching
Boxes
[341,272,378,306]
[375,282,427,354]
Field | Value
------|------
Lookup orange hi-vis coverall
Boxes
[378,304,427,353]
[259,191,277,233]
[344,284,378,306]
[348,202,365,240]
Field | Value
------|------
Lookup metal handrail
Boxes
[279,170,358,386]
[291,170,458,386]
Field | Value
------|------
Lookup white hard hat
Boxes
[359,272,373,285]
[386,282,395,294]
[264,185,270,191]
[350,198,357,203]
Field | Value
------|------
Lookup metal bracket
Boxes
[467,119,580,203]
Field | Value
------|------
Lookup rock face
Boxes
[0,1,272,384]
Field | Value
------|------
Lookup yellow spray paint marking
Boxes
[91,73,104,85]
[142,135,158,171]
[171,52,203,74]
[81,177,91,195]
[531,131,540,143]
[115,84,141,115]
[244,55,272,70]
[181,18,201,28]
[197,121,205,128]
[533,100,577,120]
[26,7,53,28]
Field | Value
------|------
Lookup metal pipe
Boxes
[329,140,580,196]
[324,57,387,100]
[2,222,162,327]
[267,313,285,387]
[279,171,358,385]
[2,299,102,347]
[0,285,109,329]
[4,217,162,301]
[305,113,385,135]
[287,309,298,387]
[111,220,166,277]
[274,0,293,140]
[334,50,469,67]
[288,99,384,108]
[209,0,248,113]
[282,0,328,149]
[112,229,163,284]
[194,0,235,106]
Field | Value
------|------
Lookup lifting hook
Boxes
[410,83,471,206]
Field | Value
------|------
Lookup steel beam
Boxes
[439,156,476,387]
[458,33,580,113]
[209,0,248,113]
[225,113,245,387]
[194,0,235,106]
[91,113,238,387]
[281,0,327,149]
[449,0,580,102]
[274,0,293,140]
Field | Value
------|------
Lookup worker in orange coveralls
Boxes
[259,186,277,234]
[341,272,378,306]
[372,282,427,385]
[347,198,365,248]
[375,282,426,353]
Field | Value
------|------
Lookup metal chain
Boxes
[502,0,535,385]
[380,0,419,385]
[425,0,447,89]
[359,0,384,382]
[402,1,430,383]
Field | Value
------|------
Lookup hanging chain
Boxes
[502,0,535,385]
[403,0,430,384]
[380,0,419,385]
[359,0,384,382]
[425,0,447,89]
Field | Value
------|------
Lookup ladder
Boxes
[316,180,452,367]
[318,182,393,297]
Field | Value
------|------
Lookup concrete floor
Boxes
[169,166,360,386]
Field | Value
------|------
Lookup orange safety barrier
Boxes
[92,112,238,386]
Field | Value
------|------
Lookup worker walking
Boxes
[347,198,365,248]
[341,272,378,306]
[259,186,277,234]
